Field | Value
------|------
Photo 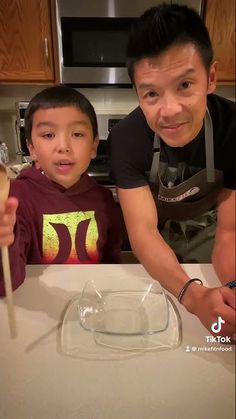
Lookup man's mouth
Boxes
[161,122,186,130]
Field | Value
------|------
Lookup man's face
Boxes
[134,43,217,147]
[28,106,98,188]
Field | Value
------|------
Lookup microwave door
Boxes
[58,17,135,85]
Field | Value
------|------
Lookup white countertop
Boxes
[0,264,235,419]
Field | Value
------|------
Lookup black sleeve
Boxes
[108,107,154,189]
[209,94,236,190]
[218,107,236,190]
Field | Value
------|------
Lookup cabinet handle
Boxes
[44,38,50,64]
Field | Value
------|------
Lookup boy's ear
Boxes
[27,141,37,162]
[91,136,99,159]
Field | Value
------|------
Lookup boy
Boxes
[109,4,235,339]
[0,86,121,296]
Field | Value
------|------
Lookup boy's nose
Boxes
[58,147,70,153]
[57,145,71,153]
[56,137,71,153]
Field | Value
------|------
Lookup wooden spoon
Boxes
[0,163,17,338]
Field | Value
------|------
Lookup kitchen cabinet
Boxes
[0,0,55,83]
[204,0,235,83]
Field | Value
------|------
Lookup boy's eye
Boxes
[73,132,83,138]
[42,132,54,139]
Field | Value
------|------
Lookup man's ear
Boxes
[207,61,217,94]
[91,136,99,159]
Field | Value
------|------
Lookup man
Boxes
[109,4,235,338]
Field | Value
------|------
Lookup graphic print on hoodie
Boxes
[42,210,99,263]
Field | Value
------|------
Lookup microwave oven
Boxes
[55,0,203,86]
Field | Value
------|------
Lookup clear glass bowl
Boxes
[61,276,182,357]
[79,277,169,336]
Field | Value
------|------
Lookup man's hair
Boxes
[25,85,98,143]
[127,3,213,83]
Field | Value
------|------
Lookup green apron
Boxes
[149,108,223,263]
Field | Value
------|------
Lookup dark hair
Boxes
[127,3,213,83]
[25,85,98,143]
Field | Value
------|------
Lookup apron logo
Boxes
[158,186,200,203]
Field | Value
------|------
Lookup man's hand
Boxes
[183,283,236,342]
[0,197,18,247]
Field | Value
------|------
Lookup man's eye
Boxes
[180,81,191,90]
[147,91,158,98]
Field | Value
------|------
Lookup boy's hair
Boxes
[25,85,98,143]
[127,3,213,84]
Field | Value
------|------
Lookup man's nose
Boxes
[158,93,182,118]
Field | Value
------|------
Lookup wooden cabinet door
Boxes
[205,0,235,82]
[0,0,54,82]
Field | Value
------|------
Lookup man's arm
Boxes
[118,185,235,338]
[118,185,191,296]
[212,188,235,284]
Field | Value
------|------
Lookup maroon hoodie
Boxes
[0,167,122,295]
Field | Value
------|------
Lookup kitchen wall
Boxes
[0,84,235,161]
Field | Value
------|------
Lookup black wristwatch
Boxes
[225,280,236,289]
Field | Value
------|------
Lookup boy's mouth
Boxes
[54,160,75,173]
[55,160,74,166]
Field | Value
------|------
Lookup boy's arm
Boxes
[212,188,235,283]
[101,193,122,263]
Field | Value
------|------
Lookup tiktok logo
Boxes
[211,316,225,333]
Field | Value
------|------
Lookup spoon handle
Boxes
[1,246,17,338]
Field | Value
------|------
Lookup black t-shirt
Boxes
[109,94,236,190]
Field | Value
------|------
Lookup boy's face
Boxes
[28,106,99,188]
[134,43,217,147]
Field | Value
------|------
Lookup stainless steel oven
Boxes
[55,0,203,86]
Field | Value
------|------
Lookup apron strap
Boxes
[149,134,160,183]
[205,107,215,183]
[149,108,215,184]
